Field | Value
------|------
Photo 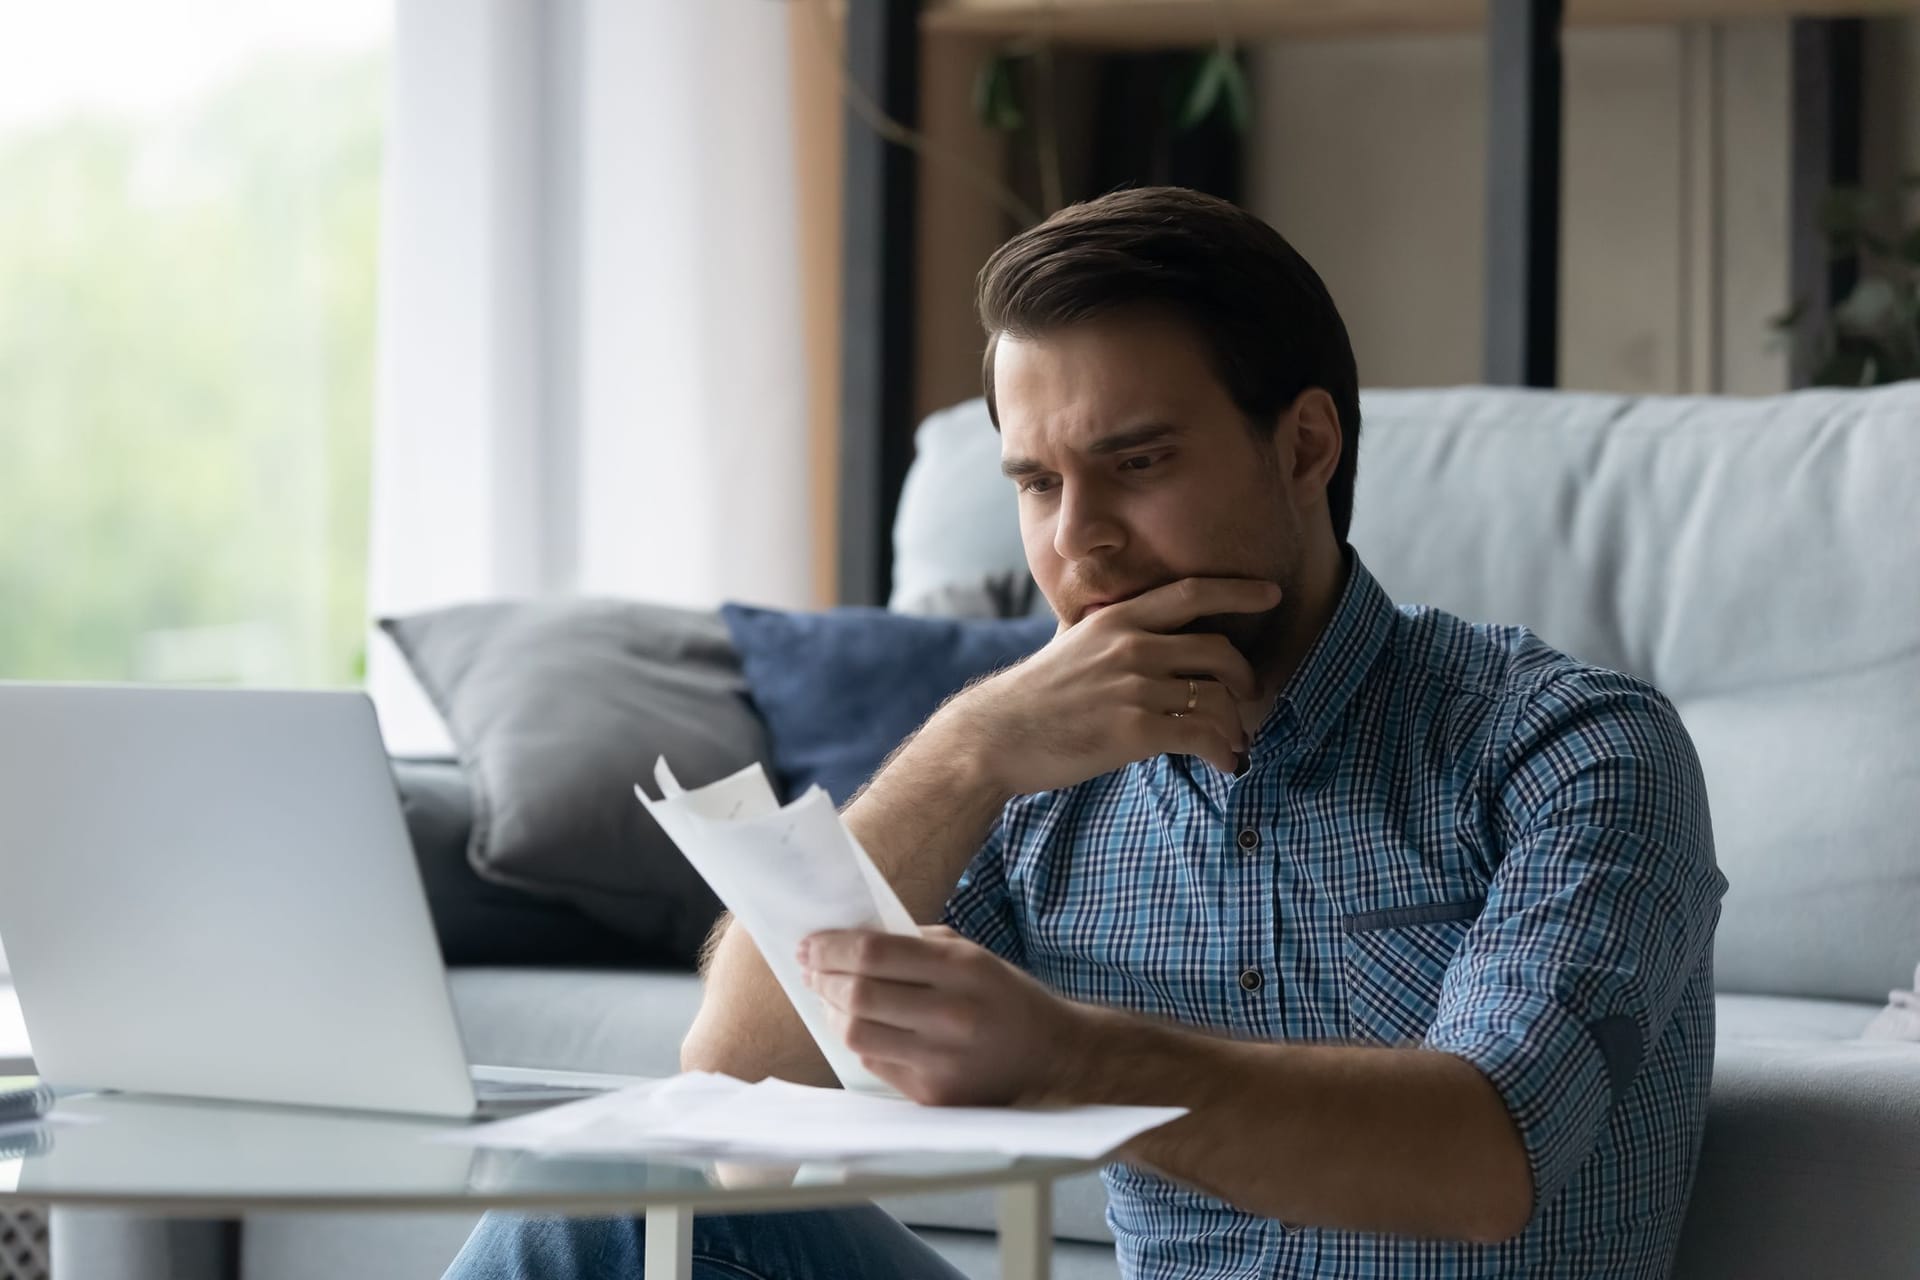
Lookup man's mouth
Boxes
[1073,582,1161,622]
[1077,592,1137,621]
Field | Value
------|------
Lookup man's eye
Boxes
[1120,454,1160,472]
[1021,476,1058,495]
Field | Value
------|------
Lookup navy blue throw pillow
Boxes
[718,604,1056,805]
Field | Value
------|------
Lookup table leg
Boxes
[644,1204,693,1280]
[997,1179,1052,1280]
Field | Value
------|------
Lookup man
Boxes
[450,187,1726,1279]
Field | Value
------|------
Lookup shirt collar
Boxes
[1247,549,1396,765]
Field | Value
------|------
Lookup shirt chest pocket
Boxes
[1339,899,1482,1044]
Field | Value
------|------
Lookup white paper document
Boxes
[439,1073,1185,1162]
[635,760,918,1094]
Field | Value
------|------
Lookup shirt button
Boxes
[1238,968,1264,992]
[1236,827,1260,852]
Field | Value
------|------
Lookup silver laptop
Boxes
[0,683,623,1118]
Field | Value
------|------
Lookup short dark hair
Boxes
[976,186,1362,543]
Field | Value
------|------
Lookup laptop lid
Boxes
[0,684,478,1117]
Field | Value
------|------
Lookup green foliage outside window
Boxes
[0,50,384,685]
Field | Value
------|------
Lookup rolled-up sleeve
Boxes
[1423,669,1727,1217]
[943,817,1028,968]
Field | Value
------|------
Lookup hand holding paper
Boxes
[635,760,918,1094]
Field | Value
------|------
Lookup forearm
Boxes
[841,706,1013,920]
[681,914,837,1084]
[681,709,1010,1081]
[1063,1007,1533,1243]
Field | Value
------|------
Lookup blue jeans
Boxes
[444,1207,970,1280]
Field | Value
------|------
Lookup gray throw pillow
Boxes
[379,600,771,968]
[393,758,643,968]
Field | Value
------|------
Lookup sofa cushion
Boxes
[890,399,1026,610]
[1677,1030,1920,1279]
[720,603,1054,806]
[1715,992,1880,1041]
[381,600,771,968]
[395,759,644,968]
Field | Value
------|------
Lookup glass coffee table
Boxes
[0,1089,1102,1280]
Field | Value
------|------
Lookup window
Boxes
[0,1,390,687]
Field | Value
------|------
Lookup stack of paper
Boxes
[635,760,919,1094]
[440,1073,1185,1162]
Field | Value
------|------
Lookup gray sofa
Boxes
[55,383,1920,1279]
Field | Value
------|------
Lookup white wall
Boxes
[1247,17,1918,396]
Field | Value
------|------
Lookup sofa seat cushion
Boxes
[1676,997,1920,1279]
[448,968,704,1078]
[1715,992,1880,1041]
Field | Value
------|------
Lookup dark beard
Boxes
[1175,597,1293,684]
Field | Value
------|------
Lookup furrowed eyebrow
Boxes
[1000,422,1184,479]
[1086,422,1183,456]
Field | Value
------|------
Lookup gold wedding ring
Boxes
[1185,678,1199,712]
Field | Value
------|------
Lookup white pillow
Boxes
[890,398,1026,609]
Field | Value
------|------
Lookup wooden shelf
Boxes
[924,0,1915,47]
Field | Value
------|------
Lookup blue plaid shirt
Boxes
[947,553,1726,1279]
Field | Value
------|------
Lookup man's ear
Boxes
[1286,388,1343,495]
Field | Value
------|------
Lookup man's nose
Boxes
[1052,483,1125,562]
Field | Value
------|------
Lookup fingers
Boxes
[807,962,977,1048]
[1161,711,1246,775]
[801,930,955,984]
[1156,679,1246,749]
[1114,577,1281,634]
[834,1013,920,1064]
[810,970,926,1032]
[1122,672,1242,770]
[1085,632,1255,701]
[1146,632,1259,701]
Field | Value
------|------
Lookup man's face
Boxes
[994,310,1305,669]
